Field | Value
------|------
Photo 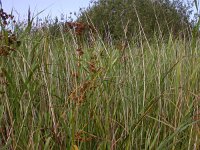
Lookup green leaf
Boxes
[44,137,52,150]
[157,120,197,150]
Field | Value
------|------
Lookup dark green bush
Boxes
[78,0,193,42]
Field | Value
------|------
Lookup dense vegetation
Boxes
[0,0,200,149]
[79,0,193,42]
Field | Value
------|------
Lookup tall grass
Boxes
[1,15,200,150]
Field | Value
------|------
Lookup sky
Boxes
[1,0,198,22]
[1,0,93,21]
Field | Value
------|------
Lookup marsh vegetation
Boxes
[0,0,200,149]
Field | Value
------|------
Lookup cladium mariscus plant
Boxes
[0,0,200,149]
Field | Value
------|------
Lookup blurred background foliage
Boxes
[78,0,194,42]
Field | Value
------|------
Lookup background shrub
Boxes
[78,0,193,42]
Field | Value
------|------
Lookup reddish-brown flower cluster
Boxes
[0,9,20,56]
[76,48,84,56]
[74,130,95,142]
[69,81,92,104]
[65,21,95,36]
[0,9,15,26]
[0,33,21,56]
[88,61,97,73]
